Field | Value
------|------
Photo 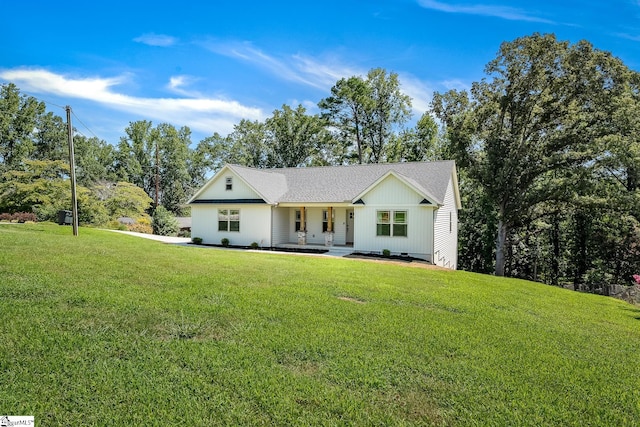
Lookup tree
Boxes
[73,135,115,186]
[265,104,332,168]
[0,83,45,172]
[32,112,67,162]
[386,112,439,162]
[319,68,412,164]
[156,123,191,214]
[96,181,153,219]
[433,33,632,276]
[152,205,179,236]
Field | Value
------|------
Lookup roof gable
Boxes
[351,170,441,206]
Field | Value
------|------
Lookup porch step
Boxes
[323,247,354,257]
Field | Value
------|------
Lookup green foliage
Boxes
[221,237,230,247]
[265,104,333,168]
[191,237,203,245]
[1,224,639,425]
[250,241,259,249]
[151,206,179,236]
[382,248,391,257]
[433,33,640,280]
[0,83,46,172]
[98,181,153,219]
[319,68,412,164]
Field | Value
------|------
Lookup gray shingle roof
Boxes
[226,161,456,205]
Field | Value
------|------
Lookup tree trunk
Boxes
[495,219,508,276]
[550,212,560,287]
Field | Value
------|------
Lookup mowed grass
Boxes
[0,224,639,426]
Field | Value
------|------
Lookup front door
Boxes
[346,209,354,244]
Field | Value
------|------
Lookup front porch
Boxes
[273,205,354,248]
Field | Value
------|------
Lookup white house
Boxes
[188,161,461,269]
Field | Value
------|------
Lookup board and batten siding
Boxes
[191,204,272,247]
[285,207,347,245]
[197,171,261,200]
[433,176,458,269]
[353,175,434,260]
[271,207,289,246]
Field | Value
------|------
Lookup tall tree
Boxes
[432,33,631,276]
[319,68,412,164]
[265,104,331,168]
[0,83,45,172]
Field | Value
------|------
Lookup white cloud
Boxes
[133,33,178,47]
[0,68,264,136]
[417,0,555,24]
[202,40,363,91]
[398,73,435,116]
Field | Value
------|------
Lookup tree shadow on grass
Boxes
[621,307,640,320]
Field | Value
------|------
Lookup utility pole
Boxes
[65,106,79,236]
[155,138,160,208]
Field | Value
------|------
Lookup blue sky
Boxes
[2,0,640,145]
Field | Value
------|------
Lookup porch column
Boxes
[298,207,307,245]
[325,206,334,246]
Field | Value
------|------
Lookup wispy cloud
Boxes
[417,0,555,24]
[0,68,264,136]
[201,40,363,90]
[133,33,178,47]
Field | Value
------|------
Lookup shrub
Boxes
[14,212,37,223]
[382,249,391,257]
[106,220,127,230]
[0,212,37,223]
[152,206,179,236]
[250,241,259,249]
[221,238,230,247]
[192,237,203,245]
[127,223,153,234]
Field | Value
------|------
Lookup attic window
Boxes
[225,177,232,191]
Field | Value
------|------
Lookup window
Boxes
[225,177,232,191]
[218,209,240,232]
[393,211,407,237]
[376,210,391,236]
[376,210,407,237]
[322,209,335,232]
[295,210,306,232]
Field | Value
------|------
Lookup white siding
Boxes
[353,175,434,260]
[191,204,272,247]
[286,207,347,245]
[271,207,289,245]
[433,176,459,269]
[198,172,262,200]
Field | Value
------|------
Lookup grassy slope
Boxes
[0,223,639,426]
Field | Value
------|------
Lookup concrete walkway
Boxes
[104,229,192,244]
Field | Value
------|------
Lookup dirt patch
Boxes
[344,254,449,270]
[337,296,366,304]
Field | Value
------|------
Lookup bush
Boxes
[127,223,153,234]
[250,242,259,249]
[192,237,203,245]
[152,206,179,236]
[382,249,391,257]
[221,238,230,247]
[0,212,37,223]
[14,212,37,223]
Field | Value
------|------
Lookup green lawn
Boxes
[1,223,639,426]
